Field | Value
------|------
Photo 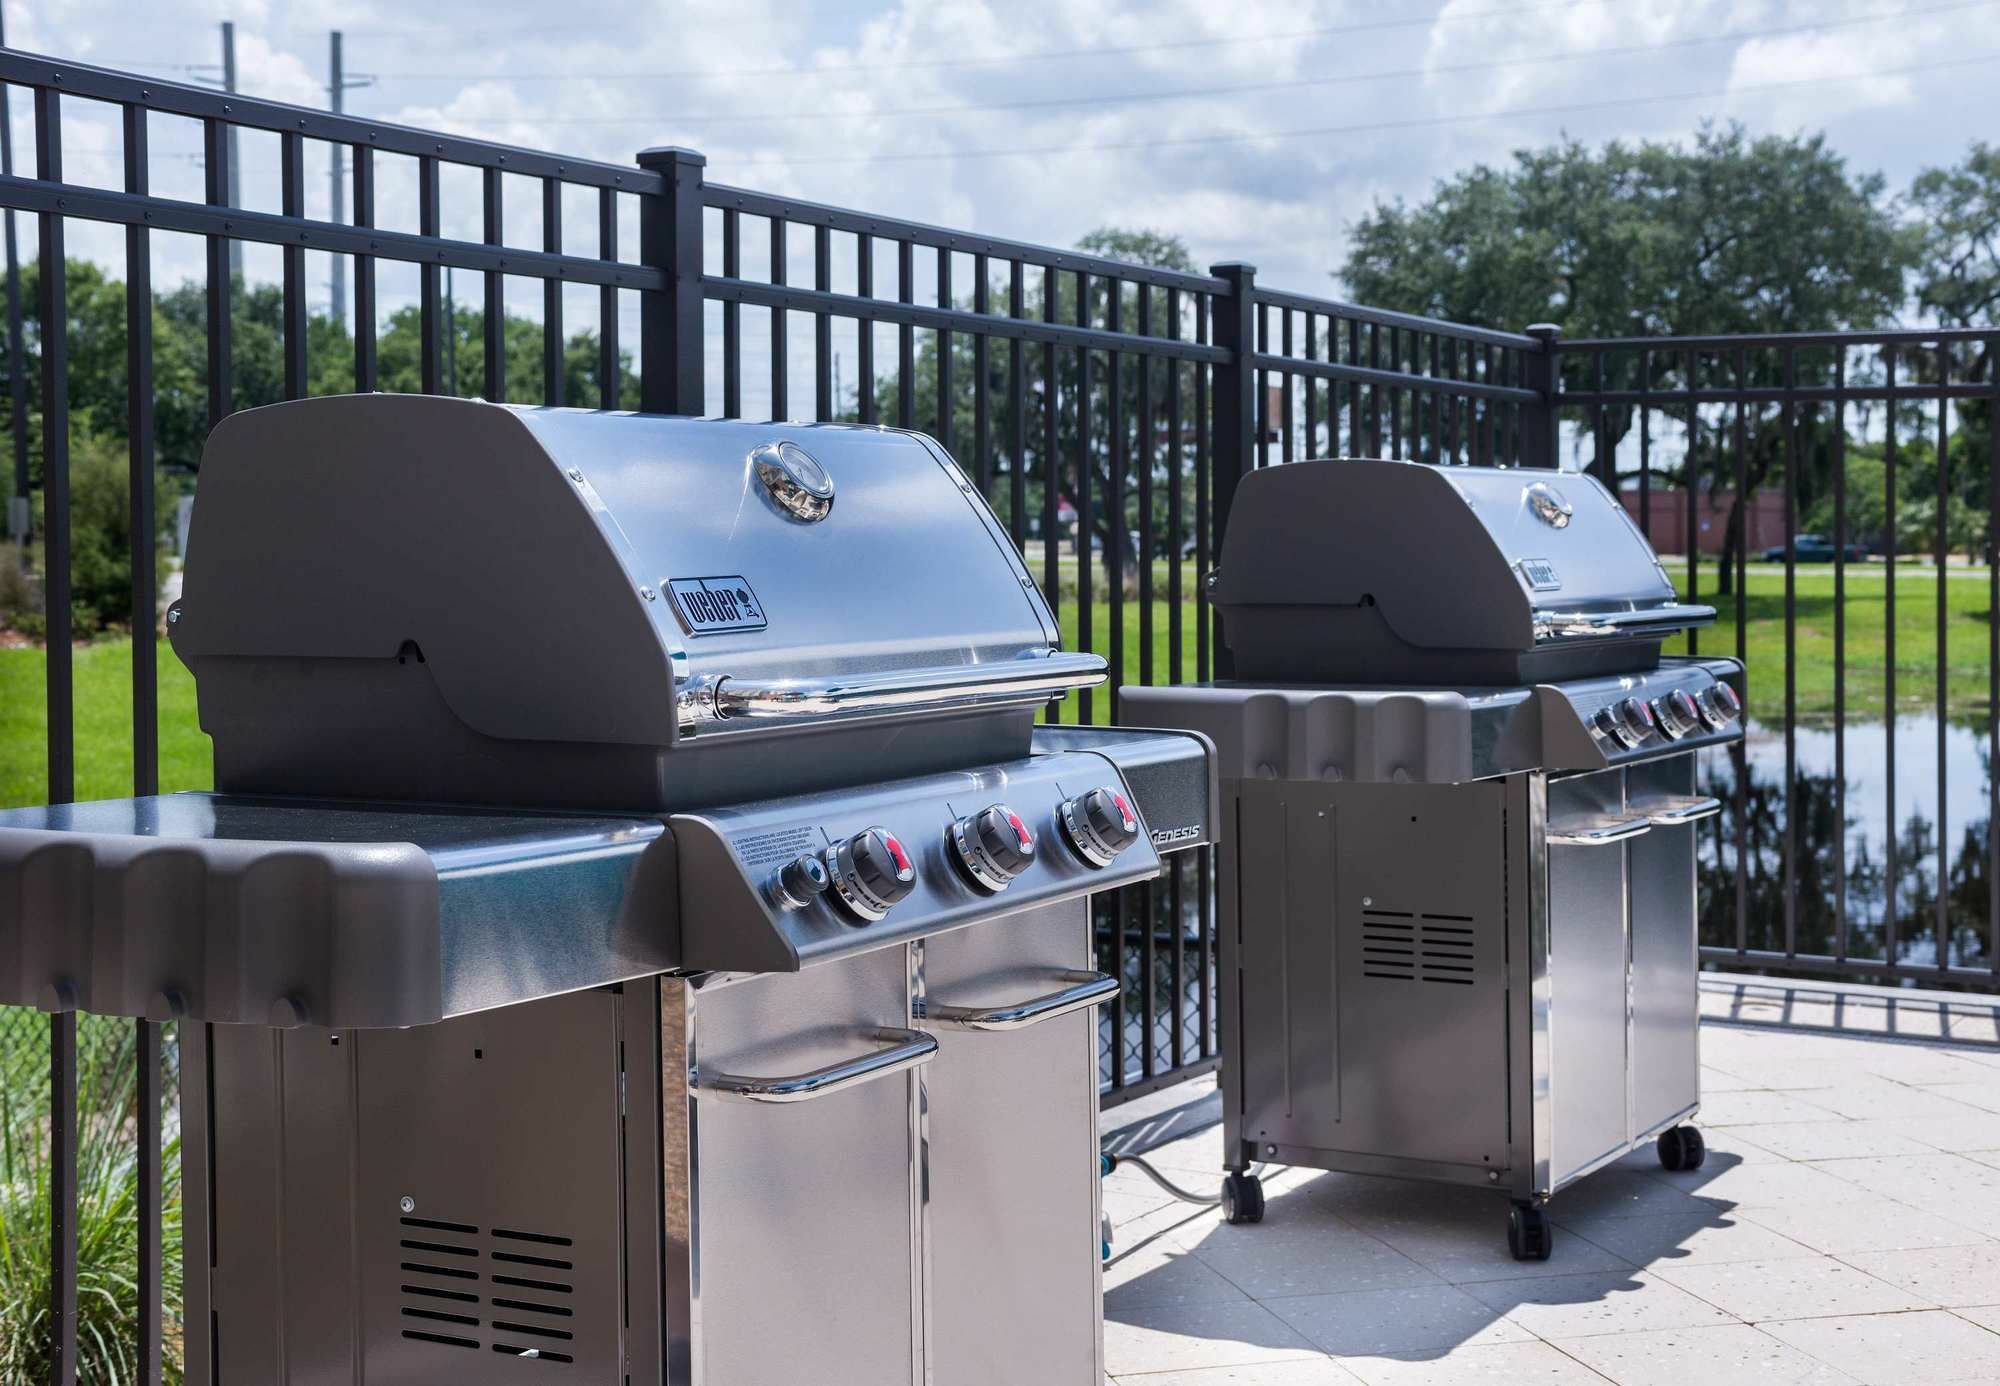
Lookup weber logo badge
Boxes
[1517,558,1562,592]
[668,576,768,634]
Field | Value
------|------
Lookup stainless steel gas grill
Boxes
[1124,457,1740,1261]
[0,395,1216,1385]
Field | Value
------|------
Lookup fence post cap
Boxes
[1210,261,1258,277]
[637,145,707,169]
[1526,322,1562,341]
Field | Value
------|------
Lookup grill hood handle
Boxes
[677,651,1107,730]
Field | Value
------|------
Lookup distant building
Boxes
[1619,486,1787,556]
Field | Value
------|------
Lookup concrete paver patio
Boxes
[1102,991,2000,1384]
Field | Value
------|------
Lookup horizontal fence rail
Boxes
[4,42,2000,1383]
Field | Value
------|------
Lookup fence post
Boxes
[637,146,706,415]
[1208,262,1257,679]
[1520,322,1561,470]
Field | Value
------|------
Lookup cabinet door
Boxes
[690,948,921,1386]
[1546,770,1634,1187]
[921,899,1103,1386]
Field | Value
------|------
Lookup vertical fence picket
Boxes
[123,104,157,799]
[542,176,563,405]
[600,189,620,410]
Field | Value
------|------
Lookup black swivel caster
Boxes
[1657,1124,1706,1172]
[1221,1171,1265,1225]
[1508,1201,1553,1261]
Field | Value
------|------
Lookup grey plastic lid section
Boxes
[0,795,677,1029]
[1122,655,1747,785]
[1120,684,1500,786]
[1207,459,1714,682]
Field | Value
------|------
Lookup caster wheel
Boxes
[1657,1125,1706,1172]
[1221,1171,1265,1225]
[1102,1212,1114,1263]
[1508,1202,1553,1261]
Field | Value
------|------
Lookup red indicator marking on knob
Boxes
[1006,811,1032,847]
[883,833,912,876]
[1112,792,1136,831]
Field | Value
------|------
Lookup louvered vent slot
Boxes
[1360,910,1417,981]
[1419,913,1476,986]
[488,1226,576,1366]
[399,1215,482,1350]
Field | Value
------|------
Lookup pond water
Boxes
[1697,714,1996,972]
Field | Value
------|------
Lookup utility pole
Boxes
[326,33,373,327]
[222,22,240,278]
[0,6,29,553]
[190,22,244,278]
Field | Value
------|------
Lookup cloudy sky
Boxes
[3,0,1990,377]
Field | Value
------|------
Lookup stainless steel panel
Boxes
[687,948,919,1386]
[1330,782,1511,1169]
[355,991,627,1383]
[1628,757,1702,1135]
[203,991,629,1384]
[514,408,1057,691]
[1234,781,1510,1172]
[209,1027,285,1383]
[921,900,1104,1386]
[1546,769,1633,1187]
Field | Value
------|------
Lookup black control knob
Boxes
[825,826,917,922]
[771,853,831,910]
[1593,706,1635,749]
[1700,681,1743,729]
[949,803,1037,892]
[1653,688,1701,739]
[1619,696,1657,743]
[1059,787,1141,867]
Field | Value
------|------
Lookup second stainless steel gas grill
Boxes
[1125,457,1741,1261]
[0,396,1216,1384]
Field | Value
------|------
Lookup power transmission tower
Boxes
[0,6,28,552]
[327,32,373,327]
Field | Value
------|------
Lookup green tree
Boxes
[1341,124,1916,590]
[1911,144,2000,524]
[867,227,1204,583]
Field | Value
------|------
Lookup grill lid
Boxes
[1210,458,1713,684]
[168,396,1100,808]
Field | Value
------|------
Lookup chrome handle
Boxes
[1636,795,1722,827]
[917,971,1118,1033]
[697,1027,937,1104]
[1546,813,1652,847]
[1533,604,1717,644]
[677,652,1107,730]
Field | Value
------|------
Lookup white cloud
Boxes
[2,0,1985,345]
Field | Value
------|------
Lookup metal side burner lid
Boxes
[166,396,1103,759]
[1208,458,1714,683]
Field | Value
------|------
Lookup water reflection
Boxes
[1699,716,1997,974]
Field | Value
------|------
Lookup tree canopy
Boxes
[1340,123,1915,340]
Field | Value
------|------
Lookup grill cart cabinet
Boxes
[0,397,1219,1385]
[1126,457,1741,1259]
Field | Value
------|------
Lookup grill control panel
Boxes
[1570,658,1742,763]
[671,750,1164,972]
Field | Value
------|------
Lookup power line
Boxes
[726,52,2000,168]
[432,0,1991,128]
[361,0,1627,82]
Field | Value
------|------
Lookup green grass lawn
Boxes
[0,563,1989,807]
[1663,564,1993,725]
[0,640,211,808]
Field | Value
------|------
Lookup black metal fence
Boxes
[3,43,2000,1380]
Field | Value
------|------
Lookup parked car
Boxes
[1763,534,1869,562]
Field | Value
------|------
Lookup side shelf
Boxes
[0,795,678,1028]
